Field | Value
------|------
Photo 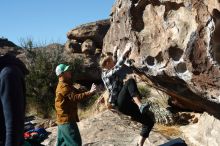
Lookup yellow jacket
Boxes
[55,80,92,124]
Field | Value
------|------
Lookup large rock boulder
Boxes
[65,39,81,53]
[81,39,96,55]
[67,19,110,49]
[64,20,111,83]
[103,0,220,117]
[63,53,102,84]
[182,112,220,146]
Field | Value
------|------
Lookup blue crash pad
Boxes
[159,138,187,146]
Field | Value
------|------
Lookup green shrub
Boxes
[138,85,151,98]
[25,43,84,118]
[26,48,64,118]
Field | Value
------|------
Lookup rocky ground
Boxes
[42,110,180,146]
[40,109,220,146]
[181,112,220,146]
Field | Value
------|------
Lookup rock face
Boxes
[67,19,110,48]
[64,19,110,83]
[182,112,220,146]
[81,39,96,54]
[62,52,102,84]
[103,0,220,117]
[65,20,110,53]
[65,39,81,53]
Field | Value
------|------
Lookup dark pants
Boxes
[117,79,155,138]
[57,122,82,146]
[0,66,25,146]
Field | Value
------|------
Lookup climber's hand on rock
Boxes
[123,42,132,57]
[89,83,97,94]
[113,46,119,58]
[113,46,119,52]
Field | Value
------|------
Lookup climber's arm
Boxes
[103,43,132,78]
[113,46,119,63]
[103,56,126,78]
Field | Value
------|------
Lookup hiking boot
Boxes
[139,104,150,114]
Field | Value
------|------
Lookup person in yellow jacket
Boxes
[55,64,96,146]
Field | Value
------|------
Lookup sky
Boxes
[0,0,115,45]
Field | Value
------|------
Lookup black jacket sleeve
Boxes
[0,66,25,146]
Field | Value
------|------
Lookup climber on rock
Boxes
[100,43,155,146]
[55,64,97,146]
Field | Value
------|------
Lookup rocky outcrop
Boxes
[103,0,220,117]
[66,19,110,54]
[64,19,110,83]
[182,112,220,146]
[62,52,102,84]
[81,39,96,54]
[65,39,81,53]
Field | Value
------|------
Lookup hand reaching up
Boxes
[113,46,119,53]
[123,42,132,58]
[89,83,97,94]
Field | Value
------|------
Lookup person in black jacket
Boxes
[0,54,29,146]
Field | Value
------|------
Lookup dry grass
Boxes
[78,108,94,120]
[154,124,182,138]
[78,91,109,120]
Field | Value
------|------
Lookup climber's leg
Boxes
[117,78,154,145]
[117,86,155,145]
[133,97,142,108]
[138,136,150,146]
[117,78,141,107]
[117,94,154,145]
[117,81,139,114]
[137,116,155,146]
[126,78,141,102]
[140,120,154,139]
[117,78,149,113]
